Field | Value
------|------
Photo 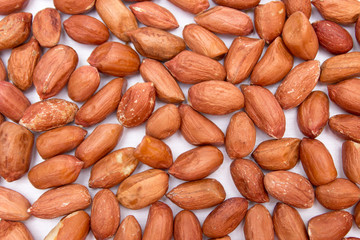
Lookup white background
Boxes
[2,0,360,239]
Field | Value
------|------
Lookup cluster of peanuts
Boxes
[1,0,360,239]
